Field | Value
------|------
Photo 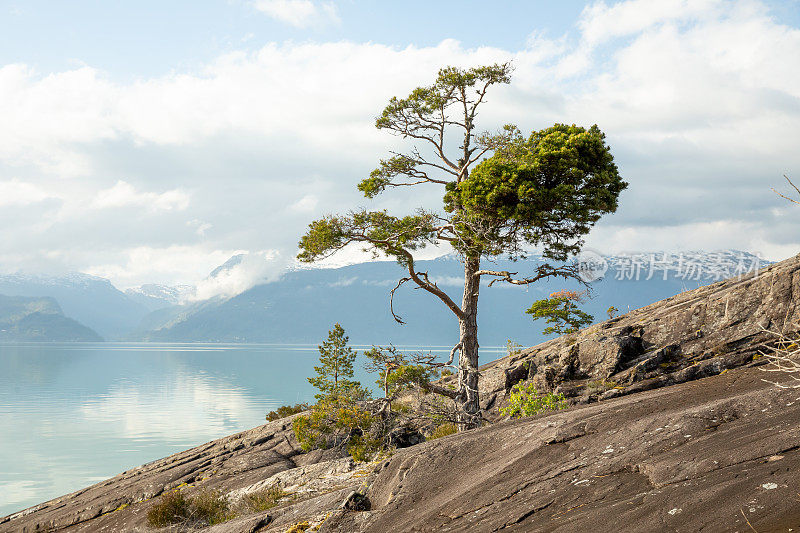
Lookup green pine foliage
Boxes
[444,124,626,260]
[526,290,594,336]
[307,323,364,402]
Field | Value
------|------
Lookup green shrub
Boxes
[192,489,232,525]
[147,491,191,527]
[146,489,231,528]
[428,423,457,440]
[501,382,568,418]
[242,484,287,512]
[266,403,308,422]
[348,434,383,462]
[440,368,453,378]
[293,394,374,452]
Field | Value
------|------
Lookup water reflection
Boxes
[79,371,268,444]
[0,343,320,516]
[0,343,505,516]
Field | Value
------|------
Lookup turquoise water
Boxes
[0,343,504,516]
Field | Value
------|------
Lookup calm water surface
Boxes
[0,342,504,516]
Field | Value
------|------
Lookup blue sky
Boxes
[6,1,795,78]
[1,1,589,77]
[1,0,799,295]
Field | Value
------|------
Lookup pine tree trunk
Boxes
[457,256,481,429]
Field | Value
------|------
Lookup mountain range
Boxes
[0,294,102,342]
[128,251,766,346]
[0,251,767,345]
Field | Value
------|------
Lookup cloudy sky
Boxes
[1,0,799,291]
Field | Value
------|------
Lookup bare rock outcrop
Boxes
[325,365,800,532]
[477,253,800,413]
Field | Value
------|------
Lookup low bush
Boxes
[266,403,309,422]
[147,491,191,527]
[241,484,287,512]
[192,489,232,525]
[586,379,619,392]
[348,434,383,462]
[293,394,374,454]
[146,489,231,528]
[501,382,568,418]
[428,423,457,440]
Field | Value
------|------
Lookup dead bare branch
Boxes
[759,325,800,389]
[772,175,800,205]
[389,277,411,324]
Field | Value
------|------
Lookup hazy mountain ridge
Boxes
[0,251,767,344]
[0,294,102,342]
[0,273,149,340]
[129,250,767,346]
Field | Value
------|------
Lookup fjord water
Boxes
[0,342,504,516]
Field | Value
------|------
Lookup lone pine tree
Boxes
[308,323,361,402]
[298,63,627,429]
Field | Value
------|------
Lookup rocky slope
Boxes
[474,251,799,416]
[3,254,800,532]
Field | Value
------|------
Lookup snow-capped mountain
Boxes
[125,284,196,310]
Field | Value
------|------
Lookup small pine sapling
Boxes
[526,290,594,336]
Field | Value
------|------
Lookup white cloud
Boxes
[91,181,190,211]
[193,250,288,300]
[328,276,357,287]
[187,219,213,237]
[289,194,319,213]
[578,0,722,47]
[83,246,239,289]
[0,179,54,206]
[252,0,339,28]
[430,275,464,287]
[1,0,800,284]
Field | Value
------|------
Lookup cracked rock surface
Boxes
[324,366,800,532]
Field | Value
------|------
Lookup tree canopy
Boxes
[445,124,626,260]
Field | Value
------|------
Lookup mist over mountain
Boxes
[124,284,195,311]
[0,251,766,345]
[129,251,767,347]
